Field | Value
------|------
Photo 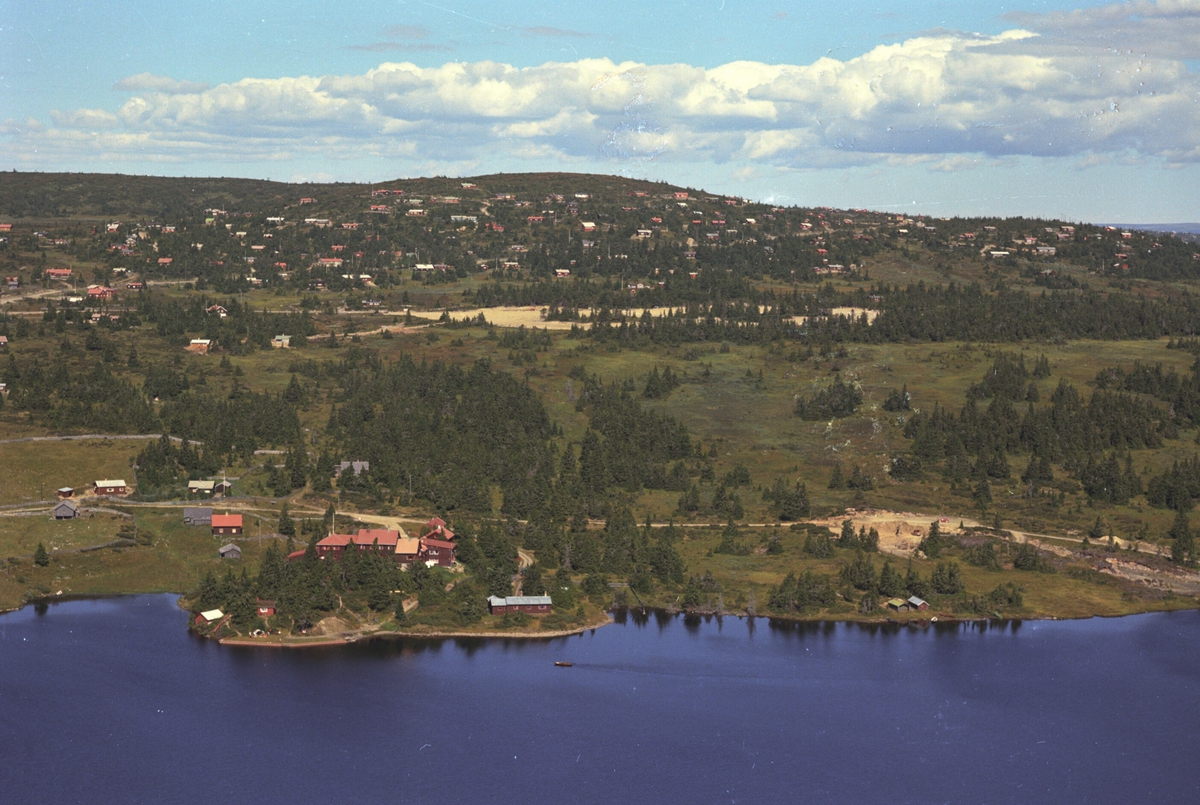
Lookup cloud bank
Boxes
[8,3,1200,176]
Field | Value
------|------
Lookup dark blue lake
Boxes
[1,596,1197,804]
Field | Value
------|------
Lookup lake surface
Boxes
[1,596,1198,804]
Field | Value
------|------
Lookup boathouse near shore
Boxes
[487,595,553,616]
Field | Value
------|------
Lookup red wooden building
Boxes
[419,537,456,567]
[315,533,352,559]
[352,529,399,554]
[93,479,128,496]
[395,537,420,565]
[421,517,455,542]
[211,514,243,536]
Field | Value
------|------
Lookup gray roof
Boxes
[54,500,78,514]
[183,507,212,520]
[907,596,928,607]
[218,543,241,556]
[487,596,508,607]
[500,595,552,606]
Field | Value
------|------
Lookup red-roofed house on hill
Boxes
[353,528,399,554]
[316,533,352,559]
[422,517,455,542]
[314,529,407,561]
[211,514,243,536]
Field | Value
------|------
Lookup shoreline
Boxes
[7,592,1196,642]
[218,614,615,648]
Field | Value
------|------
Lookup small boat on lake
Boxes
[554,661,573,667]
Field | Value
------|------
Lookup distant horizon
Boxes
[2,167,1195,229]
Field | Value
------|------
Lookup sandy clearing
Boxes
[792,307,881,326]
[441,305,880,330]
[809,508,982,558]
[447,307,578,329]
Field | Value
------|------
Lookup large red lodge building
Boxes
[308,519,456,567]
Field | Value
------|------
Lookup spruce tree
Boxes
[33,542,49,567]
[1170,509,1194,566]
[278,503,295,537]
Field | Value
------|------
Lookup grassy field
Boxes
[0,439,146,504]
[0,511,130,557]
[0,508,284,610]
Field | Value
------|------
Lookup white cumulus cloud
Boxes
[8,8,1200,176]
[113,73,211,94]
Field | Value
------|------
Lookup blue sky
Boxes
[3,0,1199,222]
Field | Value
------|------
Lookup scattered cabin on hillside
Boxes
[93,479,128,496]
[336,460,370,477]
[218,543,242,560]
[212,514,243,536]
[183,507,212,526]
[53,500,79,520]
[886,598,910,612]
[187,480,215,496]
[56,487,74,499]
[907,596,929,611]
[256,600,276,618]
[213,480,234,496]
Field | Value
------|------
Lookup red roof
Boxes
[287,550,306,561]
[211,514,243,528]
[421,537,456,551]
[354,529,399,548]
[317,534,353,547]
[422,517,455,540]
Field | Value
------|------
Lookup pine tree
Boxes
[828,463,846,490]
[33,542,49,567]
[839,519,858,548]
[278,503,295,537]
[1170,509,1194,566]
